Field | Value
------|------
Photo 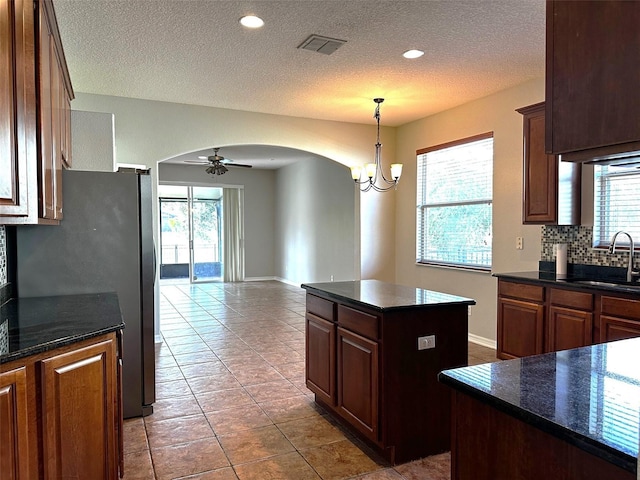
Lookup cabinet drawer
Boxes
[337,305,379,340]
[549,288,593,311]
[307,294,335,322]
[601,296,640,320]
[498,281,544,303]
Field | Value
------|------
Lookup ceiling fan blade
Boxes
[185,160,209,164]
[228,163,252,168]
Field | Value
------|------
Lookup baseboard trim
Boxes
[273,277,302,287]
[243,276,277,282]
[468,333,496,349]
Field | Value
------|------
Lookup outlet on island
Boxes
[418,335,436,350]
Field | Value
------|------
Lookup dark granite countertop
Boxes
[494,270,640,295]
[301,280,475,312]
[0,293,124,364]
[439,338,640,473]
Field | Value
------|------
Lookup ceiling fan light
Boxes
[239,15,264,28]
[403,49,424,59]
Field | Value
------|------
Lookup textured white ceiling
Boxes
[54,0,546,128]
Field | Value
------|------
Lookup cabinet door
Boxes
[546,1,640,157]
[36,1,59,221]
[547,306,592,352]
[520,103,557,224]
[0,0,33,218]
[497,297,544,359]
[40,338,117,480]
[337,327,378,442]
[305,313,335,405]
[600,316,640,343]
[0,366,30,480]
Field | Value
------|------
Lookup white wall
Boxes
[394,78,545,344]
[70,93,397,282]
[158,163,277,279]
[70,111,115,171]
[275,156,356,284]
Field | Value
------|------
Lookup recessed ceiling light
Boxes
[239,15,264,29]
[403,49,424,59]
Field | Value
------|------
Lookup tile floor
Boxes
[123,281,499,480]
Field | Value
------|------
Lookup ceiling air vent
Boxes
[297,35,346,55]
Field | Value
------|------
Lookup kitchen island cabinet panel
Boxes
[337,326,378,442]
[0,366,30,480]
[305,313,335,406]
[449,390,634,480]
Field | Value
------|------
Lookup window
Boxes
[416,133,493,270]
[593,165,640,248]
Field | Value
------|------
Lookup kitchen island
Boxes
[439,338,639,480]
[0,293,124,479]
[302,280,475,464]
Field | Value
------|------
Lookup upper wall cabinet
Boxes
[518,102,580,225]
[545,1,640,162]
[0,0,74,225]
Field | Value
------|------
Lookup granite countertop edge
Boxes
[0,323,124,365]
[301,281,476,312]
[493,270,640,294]
[438,371,636,474]
[1,293,125,365]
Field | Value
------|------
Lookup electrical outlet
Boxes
[418,335,436,350]
[516,236,524,250]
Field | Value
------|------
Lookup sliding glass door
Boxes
[190,187,222,283]
[159,185,223,283]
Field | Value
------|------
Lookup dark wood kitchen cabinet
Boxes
[517,102,580,225]
[0,0,74,225]
[547,288,593,351]
[545,1,640,161]
[497,280,545,359]
[40,337,118,480]
[303,281,473,464]
[336,305,379,442]
[0,332,121,479]
[600,295,640,343]
[305,294,336,406]
[497,277,640,358]
[0,366,31,479]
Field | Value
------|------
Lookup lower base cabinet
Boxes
[498,279,640,358]
[0,332,122,479]
[0,367,30,479]
[337,327,378,442]
[41,338,118,479]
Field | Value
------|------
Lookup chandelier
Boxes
[350,98,403,192]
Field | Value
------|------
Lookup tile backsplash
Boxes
[541,225,638,267]
[0,226,6,286]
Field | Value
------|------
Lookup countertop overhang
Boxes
[301,279,475,312]
[1,292,124,364]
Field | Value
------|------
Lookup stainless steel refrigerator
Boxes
[16,169,155,418]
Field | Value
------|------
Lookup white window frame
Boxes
[416,132,493,271]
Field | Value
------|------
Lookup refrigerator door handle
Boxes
[153,242,157,283]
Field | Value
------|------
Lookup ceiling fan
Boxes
[185,147,253,175]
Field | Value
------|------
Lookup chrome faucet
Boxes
[608,231,640,282]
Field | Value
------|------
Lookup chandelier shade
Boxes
[350,98,402,192]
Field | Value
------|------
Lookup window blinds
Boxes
[416,134,493,269]
[593,165,640,247]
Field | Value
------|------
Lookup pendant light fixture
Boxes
[350,98,403,192]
